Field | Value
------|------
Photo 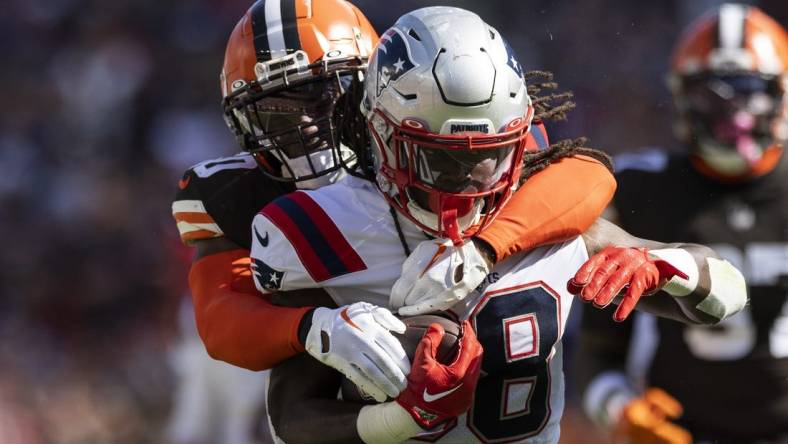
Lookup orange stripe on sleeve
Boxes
[189,249,311,371]
[478,155,616,261]
[174,212,218,225]
[181,229,223,243]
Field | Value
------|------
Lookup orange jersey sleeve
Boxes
[189,249,311,371]
[477,155,616,261]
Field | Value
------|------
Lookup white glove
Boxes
[305,302,410,402]
[390,239,491,316]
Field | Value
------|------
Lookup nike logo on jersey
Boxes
[254,226,269,247]
[423,384,463,403]
[178,175,191,190]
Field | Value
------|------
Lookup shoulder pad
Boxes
[250,191,367,293]
[172,153,283,247]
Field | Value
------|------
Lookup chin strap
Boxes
[389,205,412,257]
[441,209,463,247]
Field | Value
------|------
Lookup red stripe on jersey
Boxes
[261,203,333,283]
[288,192,366,274]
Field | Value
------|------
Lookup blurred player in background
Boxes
[253,7,746,443]
[168,0,615,442]
[577,4,788,444]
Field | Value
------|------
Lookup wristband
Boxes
[648,249,699,296]
[297,308,316,348]
[357,401,423,444]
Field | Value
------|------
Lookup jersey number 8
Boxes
[467,283,562,443]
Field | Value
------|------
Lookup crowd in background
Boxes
[0,0,784,442]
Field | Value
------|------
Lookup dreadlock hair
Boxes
[520,70,614,183]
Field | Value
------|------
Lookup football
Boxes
[340,314,461,403]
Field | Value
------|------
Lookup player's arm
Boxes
[478,154,616,261]
[392,154,616,315]
[573,218,747,324]
[250,205,412,402]
[173,160,328,371]
[188,237,320,370]
[268,354,366,444]
[269,322,482,444]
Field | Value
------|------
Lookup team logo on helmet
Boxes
[375,28,417,96]
[502,38,524,79]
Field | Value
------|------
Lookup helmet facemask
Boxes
[370,108,533,244]
[676,71,786,175]
[223,51,366,188]
[668,4,788,178]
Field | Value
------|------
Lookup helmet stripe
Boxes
[250,0,273,61]
[258,0,303,61]
[249,0,301,61]
[279,0,302,55]
[264,0,287,59]
[718,4,747,50]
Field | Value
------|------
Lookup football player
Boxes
[252,7,747,443]
[172,0,617,399]
[577,4,788,444]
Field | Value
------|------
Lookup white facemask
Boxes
[278,145,356,190]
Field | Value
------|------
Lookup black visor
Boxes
[413,145,515,193]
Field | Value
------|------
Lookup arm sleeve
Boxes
[189,248,311,371]
[268,353,365,444]
[477,155,616,261]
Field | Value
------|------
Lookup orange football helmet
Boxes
[669,3,788,181]
[221,0,377,186]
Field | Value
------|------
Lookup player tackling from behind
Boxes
[251,7,748,443]
[172,0,617,403]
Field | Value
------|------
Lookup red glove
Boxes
[567,247,688,322]
[396,321,483,429]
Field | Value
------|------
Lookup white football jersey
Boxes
[250,175,588,443]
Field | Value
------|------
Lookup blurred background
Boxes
[1,0,785,442]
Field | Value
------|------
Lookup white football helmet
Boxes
[362,7,534,243]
